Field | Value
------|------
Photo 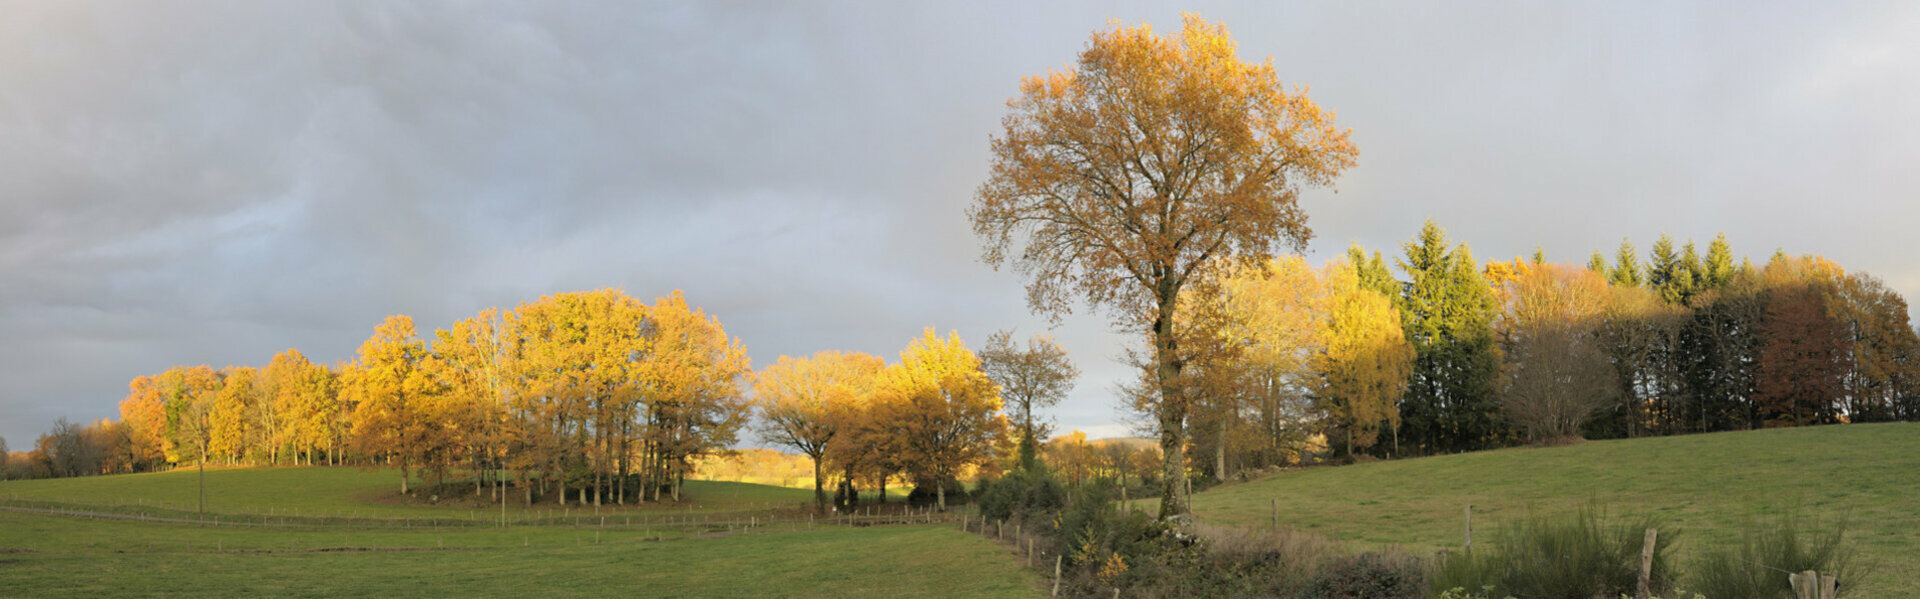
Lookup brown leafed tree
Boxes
[969,14,1357,517]
[1498,264,1617,443]
[977,331,1079,471]
[753,350,885,511]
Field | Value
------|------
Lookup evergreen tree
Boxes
[1610,239,1643,288]
[1394,221,1505,455]
[1588,251,1610,277]
[1648,235,1696,304]
[1702,233,1737,290]
[1347,243,1399,301]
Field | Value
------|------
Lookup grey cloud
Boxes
[4,2,1920,447]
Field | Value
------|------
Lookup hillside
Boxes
[1193,422,1920,596]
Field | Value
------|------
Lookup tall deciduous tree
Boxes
[754,351,885,510]
[639,291,752,502]
[1318,258,1414,456]
[874,328,1007,510]
[969,14,1357,517]
[978,331,1079,471]
[1497,264,1616,442]
[344,315,429,494]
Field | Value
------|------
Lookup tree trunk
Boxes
[810,454,825,512]
[1215,418,1228,482]
[1153,296,1189,518]
[936,478,946,512]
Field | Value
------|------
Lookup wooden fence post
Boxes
[1271,498,1279,531]
[1463,505,1472,553]
[1636,528,1657,599]
[1052,553,1064,597]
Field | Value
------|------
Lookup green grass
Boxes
[0,510,1037,598]
[0,467,816,520]
[1190,422,1920,597]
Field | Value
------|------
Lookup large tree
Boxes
[1318,258,1413,456]
[969,14,1357,517]
[1396,221,1504,454]
[1496,264,1616,442]
[344,315,430,495]
[977,331,1079,471]
[754,350,885,511]
[873,328,1007,511]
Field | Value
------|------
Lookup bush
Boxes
[1690,512,1856,599]
[976,467,1066,521]
[905,477,970,507]
[1304,552,1426,599]
[1431,509,1674,599]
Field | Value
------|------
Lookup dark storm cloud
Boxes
[5,2,1920,446]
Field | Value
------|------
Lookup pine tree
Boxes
[1610,239,1643,288]
[1588,252,1610,277]
[1395,221,1505,455]
[1702,233,1737,290]
[1648,235,1695,304]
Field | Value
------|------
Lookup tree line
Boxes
[15,290,758,506]
[8,290,1034,512]
[1163,221,1920,483]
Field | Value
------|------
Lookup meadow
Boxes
[1190,422,1920,597]
[0,468,1035,598]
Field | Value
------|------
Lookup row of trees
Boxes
[39,290,754,507]
[754,329,1063,510]
[963,13,1917,516]
[24,290,1056,513]
[1156,220,1920,482]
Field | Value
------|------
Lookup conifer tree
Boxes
[1395,221,1504,454]
[1610,239,1644,288]
[1702,233,1737,290]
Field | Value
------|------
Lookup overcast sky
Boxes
[5,2,1919,448]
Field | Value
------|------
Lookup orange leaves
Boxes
[973,14,1357,323]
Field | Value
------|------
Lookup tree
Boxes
[1497,264,1616,442]
[209,367,259,464]
[638,291,753,502]
[1647,234,1696,305]
[1318,258,1414,456]
[1753,257,1851,427]
[1396,221,1504,454]
[969,14,1357,517]
[754,351,885,511]
[1609,239,1643,288]
[1192,255,1328,476]
[158,365,222,514]
[873,328,1008,510]
[344,315,429,495]
[978,331,1079,471]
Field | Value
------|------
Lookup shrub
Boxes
[1689,512,1856,599]
[1304,551,1426,599]
[1431,508,1674,599]
[905,477,971,507]
[976,467,1066,521]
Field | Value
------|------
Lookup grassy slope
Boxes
[0,468,816,518]
[0,510,1036,598]
[1192,422,1919,596]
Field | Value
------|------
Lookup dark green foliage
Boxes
[1431,509,1675,599]
[906,477,971,507]
[1648,234,1698,305]
[1396,221,1506,455]
[976,467,1065,521]
[1691,513,1857,599]
[1303,552,1425,599]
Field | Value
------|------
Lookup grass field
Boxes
[0,470,1037,598]
[0,510,1036,598]
[1190,422,1920,597]
[0,467,820,520]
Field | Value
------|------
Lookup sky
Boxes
[5,2,1920,449]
